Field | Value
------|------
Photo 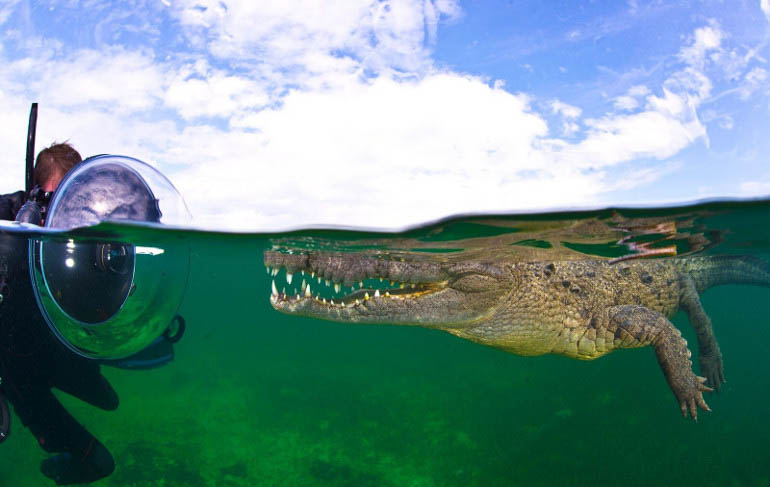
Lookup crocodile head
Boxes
[263,250,513,330]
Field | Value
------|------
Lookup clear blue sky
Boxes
[1,1,768,230]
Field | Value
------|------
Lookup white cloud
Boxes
[628,85,651,97]
[0,0,20,26]
[740,179,770,195]
[551,100,581,119]
[677,17,766,104]
[171,0,460,76]
[679,21,724,68]
[604,161,682,191]
[702,109,735,130]
[165,65,270,120]
[762,0,770,23]
[556,99,704,168]
[1,64,630,230]
[613,85,650,111]
[551,37,712,171]
[613,95,639,111]
[719,115,734,130]
[739,67,769,99]
[172,73,563,229]
[551,100,582,137]
[0,7,734,231]
[1,48,165,113]
[169,59,710,229]
[561,121,580,137]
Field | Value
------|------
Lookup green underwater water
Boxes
[2,200,770,486]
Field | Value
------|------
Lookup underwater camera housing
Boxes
[29,155,192,360]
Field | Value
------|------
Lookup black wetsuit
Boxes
[0,191,117,485]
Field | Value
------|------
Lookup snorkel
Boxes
[15,102,52,225]
[26,103,37,194]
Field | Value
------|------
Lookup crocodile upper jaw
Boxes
[264,250,509,327]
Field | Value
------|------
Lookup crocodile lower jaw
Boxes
[270,282,445,309]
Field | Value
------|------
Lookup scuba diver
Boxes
[0,142,119,484]
[0,106,189,485]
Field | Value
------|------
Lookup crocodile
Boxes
[263,249,770,420]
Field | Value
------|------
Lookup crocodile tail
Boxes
[675,255,770,293]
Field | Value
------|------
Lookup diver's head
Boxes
[34,142,82,193]
[16,143,82,226]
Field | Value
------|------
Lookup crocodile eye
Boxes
[450,274,498,293]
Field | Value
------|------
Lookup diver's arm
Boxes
[0,191,26,221]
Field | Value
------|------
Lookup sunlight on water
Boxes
[1,200,769,486]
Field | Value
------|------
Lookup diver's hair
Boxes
[34,142,82,189]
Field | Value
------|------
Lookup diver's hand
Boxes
[52,360,118,410]
[0,190,26,220]
[40,441,114,485]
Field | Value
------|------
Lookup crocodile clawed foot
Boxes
[676,375,713,421]
[699,352,726,393]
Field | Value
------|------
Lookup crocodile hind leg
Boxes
[599,304,713,420]
[679,275,725,392]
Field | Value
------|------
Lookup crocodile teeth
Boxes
[266,266,271,275]
[271,280,278,296]
[374,289,380,297]
[301,279,307,291]
[286,272,293,284]
[305,285,311,298]
[364,292,370,301]
[272,268,279,276]
[334,283,341,293]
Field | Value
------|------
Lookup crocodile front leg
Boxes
[679,275,725,391]
[599,305,713,420]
